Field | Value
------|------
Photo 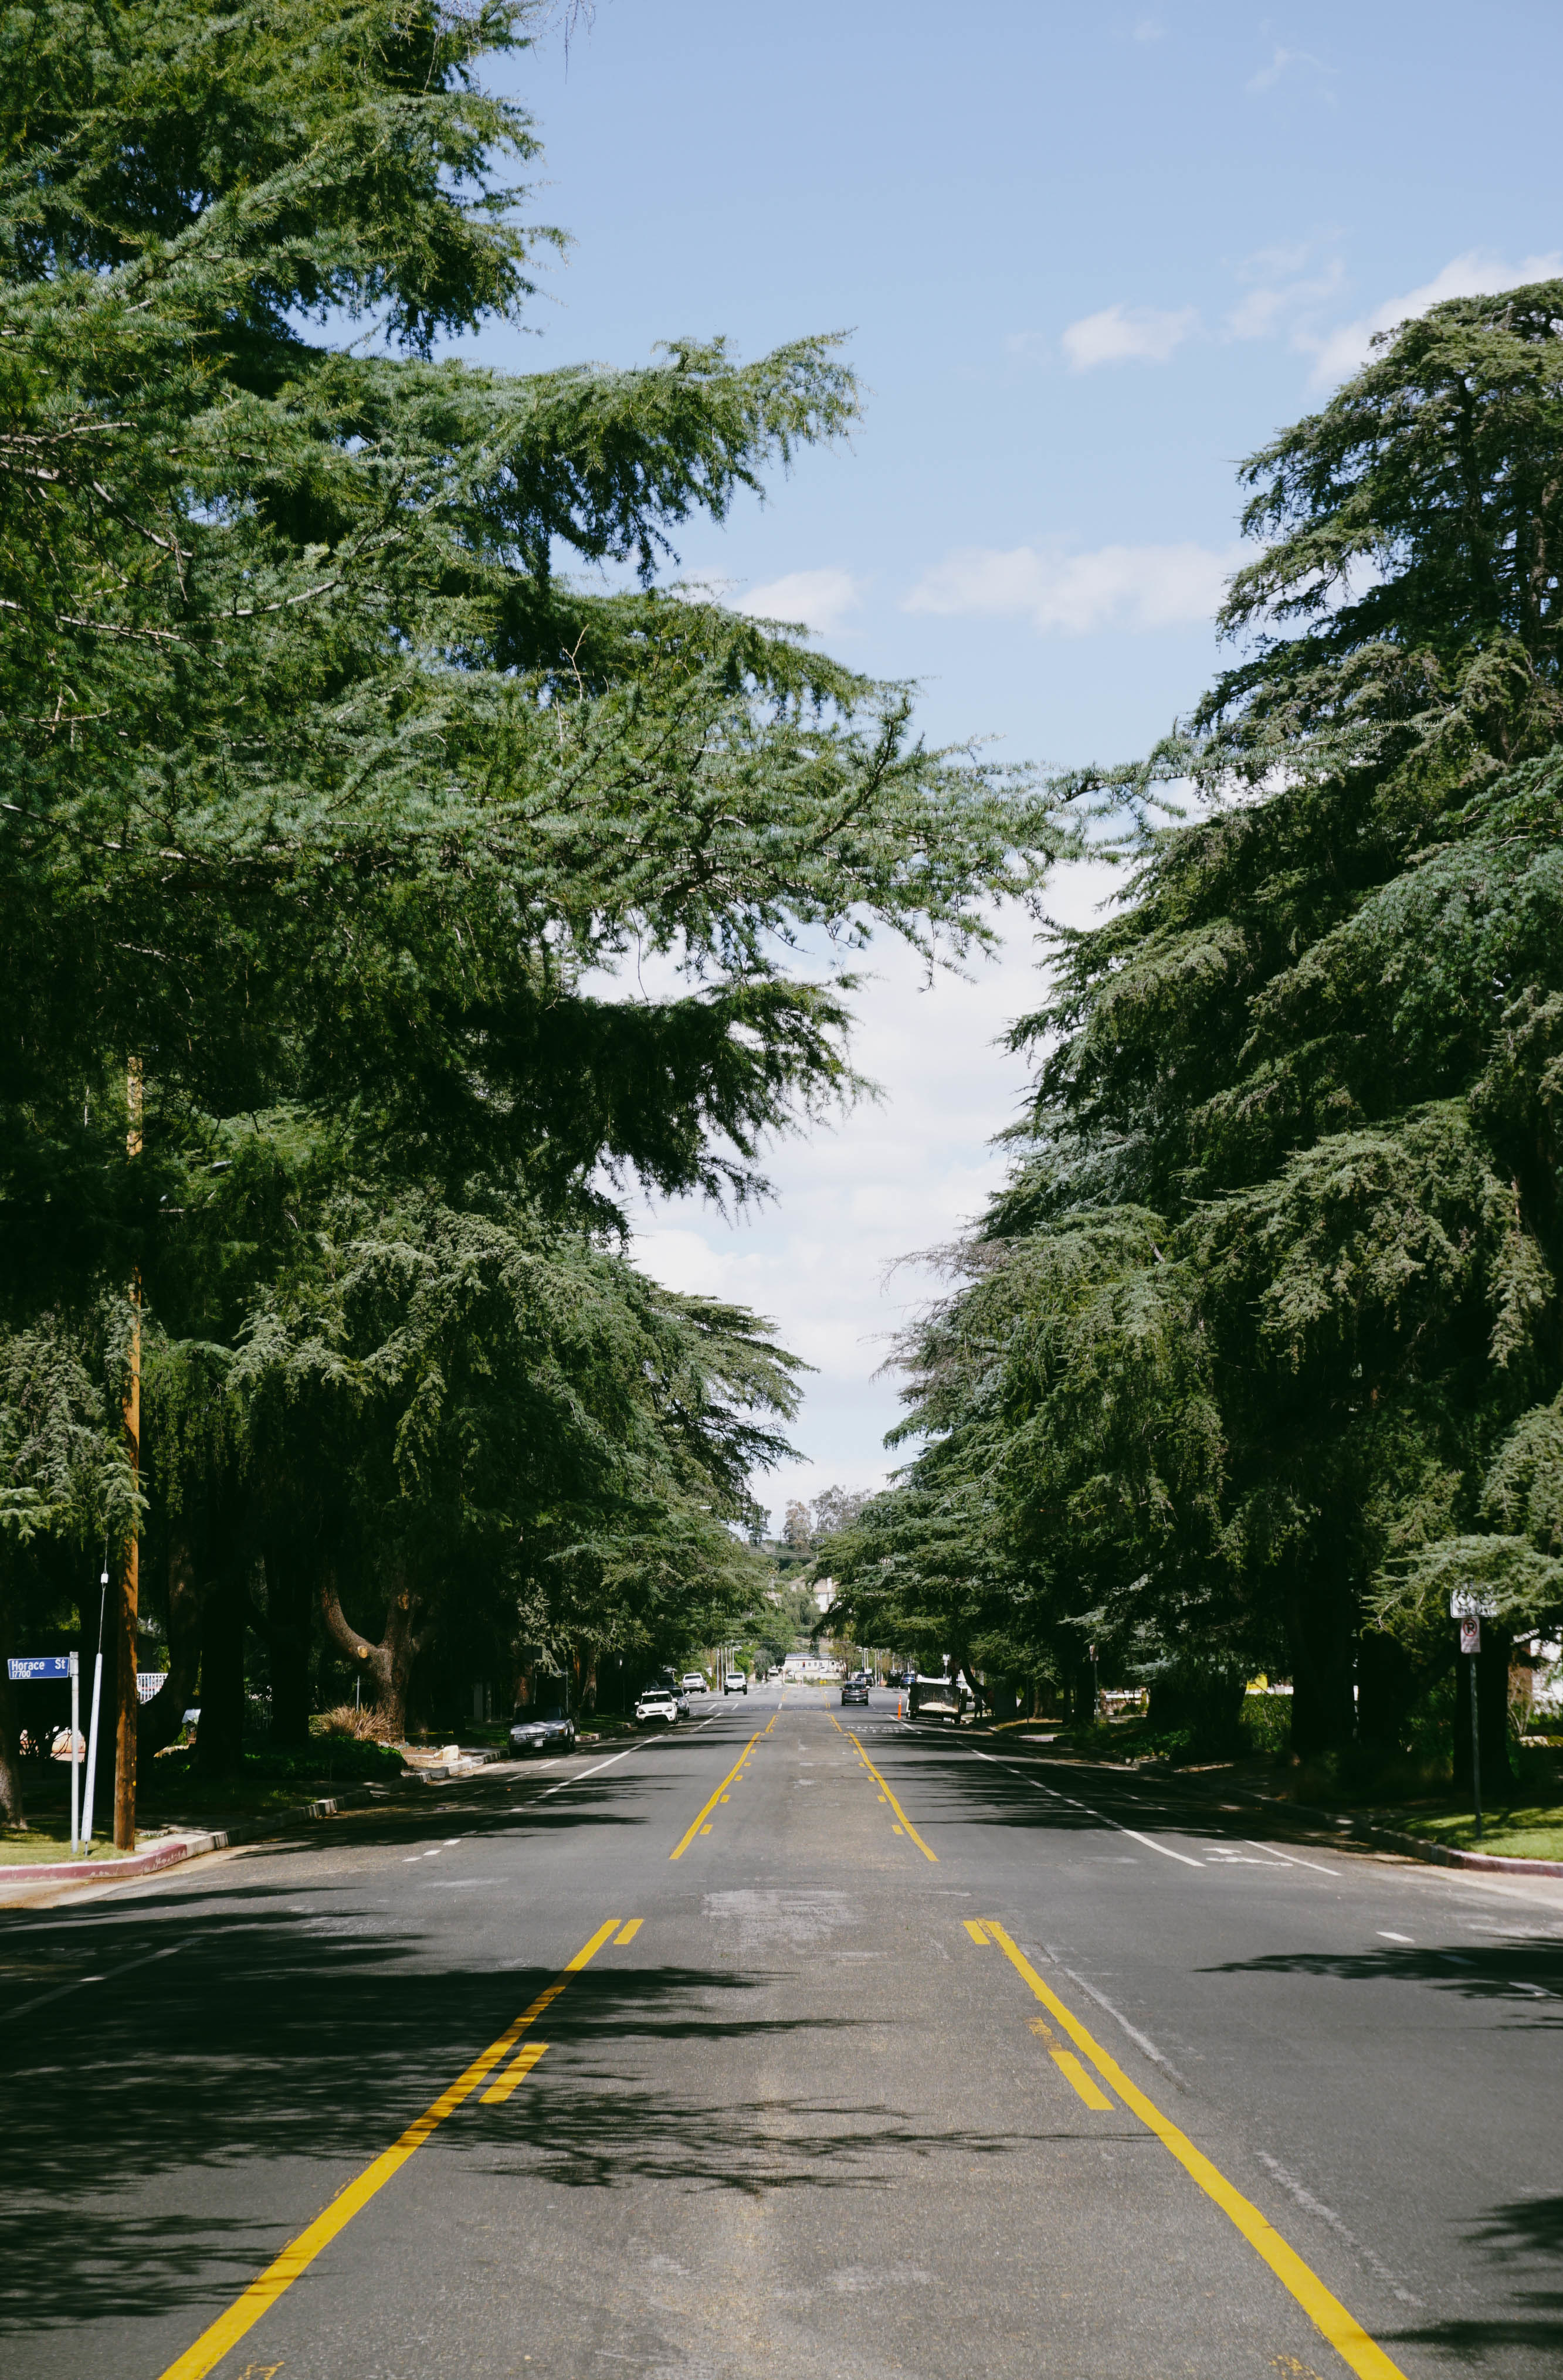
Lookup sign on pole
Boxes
[1459,1615,1481,1656]
[7,1655,73,1680]
[1449,1589,1498,1620]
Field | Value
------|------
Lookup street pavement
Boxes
[2,1683,1560,2379]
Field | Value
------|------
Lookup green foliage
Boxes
[833,281,1563,1763]
[0,2,1059,1760]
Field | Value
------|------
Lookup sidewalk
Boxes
[0,1741,511,1907]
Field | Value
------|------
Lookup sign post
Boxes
[82,1563,108,1850]
[1450,1590,1497,1841]
[68,1652,80,1856]
[5,1656,82,1853]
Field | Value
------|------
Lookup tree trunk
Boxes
[319,1567,422,1739]
[264,1537,314,1749]
[196,1576,247,1778]
[0,1568,26,1826]
[138,1532,204,1762]
[1285,1582,1357,1756]
[1355,1629,1416,1753]
[1452,1632,1514,1801]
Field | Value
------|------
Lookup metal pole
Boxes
[69,1653,80,1856]
[114,1057,143,1853]
[82,1565,107,1849]
[1470,1649,1482,1842]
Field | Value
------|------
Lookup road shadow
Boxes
[1380,2194,1563,2369]
[0,1893,1091,2338]
[1202,1943,1563,2019]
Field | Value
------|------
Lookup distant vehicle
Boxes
[840,1673,869,1706]
[508,1704,576,1757]
[723,1671,748,1695]
[635,1688,680,1726]
[681,1673,708,1694]
[672,1687,693,1720]
[907,1673,961,1720]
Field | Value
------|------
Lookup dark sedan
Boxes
[840,1673,870,1706]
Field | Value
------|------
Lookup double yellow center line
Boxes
[668,1706,778,1858]
[826,1710,938,1860]
[971,1918,1408,2380]
[158,1914,633,2380]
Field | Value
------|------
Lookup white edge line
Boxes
[540,1748,635,1797]
[1245,1839,1338,1877]
[4,1939,181,2024]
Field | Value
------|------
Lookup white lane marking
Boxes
[972,1748,1321,1873]
[3,1940,181,2025]
[1255,2151,1422,2306]
[1378,1930,1413,1944]
[541,1748,635,1797]
[1243,1839,1338,1877]
[1052,1957,1189,2087]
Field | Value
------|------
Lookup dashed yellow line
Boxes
[670,1733,761,1859]
[978,1920,1408,2380]
[847,1729,937,1860]
[156,1915,625,2380]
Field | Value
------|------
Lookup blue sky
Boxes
[469,1,1563,1519]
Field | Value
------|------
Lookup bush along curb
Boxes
[0,1744,508,1887]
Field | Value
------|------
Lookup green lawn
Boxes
[1399,1806,1563,1862]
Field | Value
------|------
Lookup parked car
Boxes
[635,1688,680,1726]
[508,1705,576,1757]
[840,1673,870,1706]
[723,1671,748,1695]
[681,1672,708,1695]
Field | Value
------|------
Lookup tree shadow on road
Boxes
[1201,1941,1563,2023]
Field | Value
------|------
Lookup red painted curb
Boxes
[0,1836,205,1886]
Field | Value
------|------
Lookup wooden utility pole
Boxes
[114,1058,143,1852]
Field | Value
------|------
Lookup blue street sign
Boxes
[7,1656,72,1680]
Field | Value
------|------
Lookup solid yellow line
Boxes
[964,1919,991,1946]
[981,1923,1408,2380]
[615,1918,643,1944]
[1052,2049,1113,2111]
[848,1731,937,1861]
[156,1918,619,2380]
[482,2040,550,2106]
[669,1734,761,1859]
[479,1984,566,2103]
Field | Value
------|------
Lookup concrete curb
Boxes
[0,1744,508,1889]
[1258,1795,1563,1880]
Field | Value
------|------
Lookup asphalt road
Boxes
[2,1684,1561,2380]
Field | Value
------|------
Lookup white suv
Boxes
[681,1672,708,1694]
[635,1689,679,1726]
[723,1672,748,1695]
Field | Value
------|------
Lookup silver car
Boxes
[508,1707,576,1756]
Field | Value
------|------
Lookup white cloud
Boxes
[1246,45,1331,97]
[1226,248,1345,343]
[630,872,1122,1526]
[1304,249,1563,386]
[1061,303,1198,370]
[904,539,1240,637]
[738,567,863,636]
